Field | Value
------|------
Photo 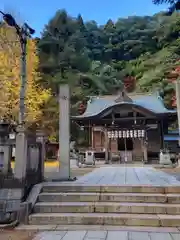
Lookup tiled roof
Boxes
[73,93,176,119]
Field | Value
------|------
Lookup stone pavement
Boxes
[74,166,180,186]
[32,230,180,240]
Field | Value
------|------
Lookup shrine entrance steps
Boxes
[29,184,180,227]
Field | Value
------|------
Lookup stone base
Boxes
[159,163,178,168]
[70,159,78,168]
[159,153,172,165]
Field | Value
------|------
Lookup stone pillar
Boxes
[29,146,39,170]
[109,138,112,163]
[140,137,148,163]
[59,84,70,180]
[36,131,46,181]
[143,142,148,163]
[14,126,28,181]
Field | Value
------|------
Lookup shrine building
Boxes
[72,92,177,163]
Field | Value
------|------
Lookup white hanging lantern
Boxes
[134,130,137,138]
[118,130,122,138]
[123,130,126,138]
[126,130,130,138]
[138,130,142,138]
[111,131,114,139]
[114,130,118,139]
[108,131,111,138]
[130,130,133,138]
[80,126,84,131]
[141,130,145,138]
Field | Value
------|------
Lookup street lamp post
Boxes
[0,11,35,125]
[0,11,36,181]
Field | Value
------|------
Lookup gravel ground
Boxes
[0,230,37,240]
[158,167,180,181]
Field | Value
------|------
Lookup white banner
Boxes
[107,129,145,139]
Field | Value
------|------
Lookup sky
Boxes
[0,0,168,37]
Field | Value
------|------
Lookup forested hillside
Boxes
[37,10,180,139]
[1,9,180,140]
[38,10,180,110]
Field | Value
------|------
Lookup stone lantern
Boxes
[0,121,14,174]
[36,130,47,180]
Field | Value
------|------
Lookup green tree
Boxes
[37,8,180,141]
[153,0,177,3]
[153,0,180,15]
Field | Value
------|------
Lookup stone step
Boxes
[28,212,180,227]
[167,194,180,203]
[15,224,180,232]
[33,202,180,214]
[38,192,180,203]
[42,184,180,194]
[42,185,166,193]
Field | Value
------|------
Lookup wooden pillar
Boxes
[100,130,102,151]
[91,127,94,150]
[88,123,91,149]
[159,120,164,150]
[104,128,109,164]
[143,144,148,163]
[133,111,137,124]
[143,120,148,163]
[109,138,112,163]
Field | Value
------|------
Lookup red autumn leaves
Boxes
[124,76,136,92]
[169,65,180,107]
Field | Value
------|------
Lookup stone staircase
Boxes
[29,184,180,227]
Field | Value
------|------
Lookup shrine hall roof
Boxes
[73,93,176,119]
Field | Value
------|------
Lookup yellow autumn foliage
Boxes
[0,24,51,126]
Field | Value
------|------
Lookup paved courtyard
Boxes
[74,166,180,186]
[32,230,180,240]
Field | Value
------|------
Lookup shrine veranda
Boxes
[72,92,178,163]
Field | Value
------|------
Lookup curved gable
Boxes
[72,94,176,120]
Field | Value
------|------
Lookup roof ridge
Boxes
[72,92,176,119]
